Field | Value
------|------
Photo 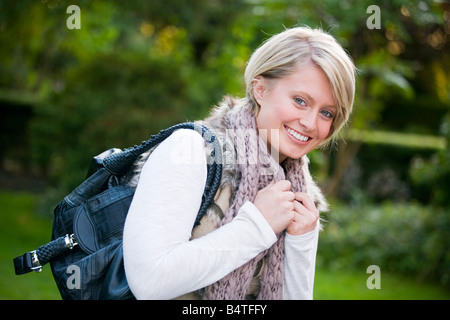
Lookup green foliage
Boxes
[1,0,447,193]
[30,50,215,189]
[409,114,450,207]
[318,199,450,288]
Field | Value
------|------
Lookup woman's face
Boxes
[254,62,336,163]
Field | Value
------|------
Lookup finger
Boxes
[290,208,301,222]
[289,201,295,211]
[272,179,291,192]
[293,199,319,220]
[293,200,308,215]
[294,192,317,214]
[284,191,295,202]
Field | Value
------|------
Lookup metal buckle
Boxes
[29,250,42,272]
[64,234,78,249]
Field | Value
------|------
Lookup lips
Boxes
[285,125,311,143]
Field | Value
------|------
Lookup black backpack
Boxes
[13,122,222,300]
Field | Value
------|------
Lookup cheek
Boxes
[271,102,296,125]
[317,120,333,139]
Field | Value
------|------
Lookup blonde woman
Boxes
[123,26,356,300]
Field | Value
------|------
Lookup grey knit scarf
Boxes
[203,101,306,300]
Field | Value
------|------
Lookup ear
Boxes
[252,76,266,105]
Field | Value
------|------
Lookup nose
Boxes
[298,110,317,132]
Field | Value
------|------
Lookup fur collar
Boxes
[199,96,328,214]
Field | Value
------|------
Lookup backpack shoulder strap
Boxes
[103,122,219,176]
[102,122,222,226]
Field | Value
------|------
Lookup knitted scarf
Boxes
[203,101,306,300]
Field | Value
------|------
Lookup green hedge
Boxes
[317,199,450,289]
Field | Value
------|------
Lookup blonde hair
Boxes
[244,26,356,147]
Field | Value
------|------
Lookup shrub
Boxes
[318,199,450,288]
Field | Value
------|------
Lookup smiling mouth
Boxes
[285,125,311,142]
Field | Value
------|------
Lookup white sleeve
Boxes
[283,227,319,300]
[123,129,277,300]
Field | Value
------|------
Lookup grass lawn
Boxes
[1,191,449,300]
[314,267,450,300]
[0,191,60,299]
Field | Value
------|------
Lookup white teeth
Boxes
[287,127,309,142]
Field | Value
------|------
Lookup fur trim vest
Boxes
[123,96,328,299]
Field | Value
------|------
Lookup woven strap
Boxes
[14,235,76,275]
[102,122,219,175]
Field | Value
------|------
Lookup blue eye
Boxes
[321,110,334,118]
[294,97,306,106]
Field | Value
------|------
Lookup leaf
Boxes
[382,70,414,99]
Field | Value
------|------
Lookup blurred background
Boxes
[0,0,448,299]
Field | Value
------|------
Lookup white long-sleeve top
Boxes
[123,129,319,300]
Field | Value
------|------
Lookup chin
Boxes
[278,149,307,162]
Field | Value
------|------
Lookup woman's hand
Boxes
[253,180,295,234]
[286,192,319,236]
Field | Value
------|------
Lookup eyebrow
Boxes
[300,91,316,105]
